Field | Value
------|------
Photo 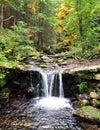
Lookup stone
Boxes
[58,59,64,65]
[82,99,89,106]
[94,74,100,80]
[39,64,48,68]
[97,83,100,87]
[73,101,83,108]
[90,92,99,99]
[91,99,100,107]
[42,55,50,60]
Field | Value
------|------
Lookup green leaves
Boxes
[77,82,88,94]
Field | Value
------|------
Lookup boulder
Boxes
[90,92,99,99]
[91,99,100,107]
[94,74,100,80]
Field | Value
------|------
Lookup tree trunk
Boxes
[1,4,4,28]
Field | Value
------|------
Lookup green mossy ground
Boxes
[75,106,100,122]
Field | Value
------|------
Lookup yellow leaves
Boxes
[57,28,64,34]
[4,0,9,3]
[56,1,76,46]
[57,2,71,20]
[57,11,66,19]
[70,34,77,38]
[27,2,38,14]
[0,0,9,6]
[28,46,34,51]
[57,26,66,34]
[60,3,68,12]
[27,46,40,55]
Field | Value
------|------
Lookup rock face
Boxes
[5,69,42,98]
[3,57,100,99]
[64,65,100,80]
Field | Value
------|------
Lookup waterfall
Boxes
[41,72,49,97]
[40,71,64,97]
[49,74,55,97]
[30,72,34,91]
[34,70,74,111]
[59,73,64,97]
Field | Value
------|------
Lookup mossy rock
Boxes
[91,99,100,107]
[0,88,9,101]
[74,106,100,122]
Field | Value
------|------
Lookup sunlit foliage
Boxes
[56,0,76,49]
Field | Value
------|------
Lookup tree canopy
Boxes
[0,0,100,87]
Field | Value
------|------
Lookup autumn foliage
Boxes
[56,1,76,49]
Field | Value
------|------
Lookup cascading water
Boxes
[41,71,64,97]
[59,72,64,97]
[20,69,83,130]
[2,68,83,130]
[34,70,74,110]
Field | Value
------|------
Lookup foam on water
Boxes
[34,97,74,110]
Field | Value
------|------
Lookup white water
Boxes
[34,97,73,110]
[41,72,49,97]
[49,74,55,96]
[59,73,64,97]
[40,70,64,97]
[33,70,73,110]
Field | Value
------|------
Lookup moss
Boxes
[76,106,100,122]
[0,88,10,101]
[91,99,100,107]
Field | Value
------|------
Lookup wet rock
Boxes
[77,94,89,101]
[39,64,48,68]
[90,92,99,99]
[26,87,35,99]
[73,101,83,108]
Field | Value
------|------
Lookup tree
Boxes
[56,0,100,56]
[56,0,76,50]
[27,0,57,49]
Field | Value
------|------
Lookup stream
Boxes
[0,97,83,130]
[1,62,100,130]
[0,69,84,130]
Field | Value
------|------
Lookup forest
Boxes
[0,1,100,130]
[0,0,100,92]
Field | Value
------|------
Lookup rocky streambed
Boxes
[0,56,100,130]
[0,96,100,130]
